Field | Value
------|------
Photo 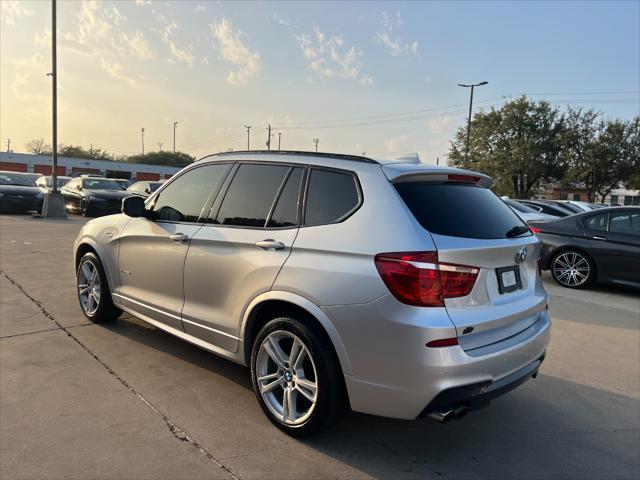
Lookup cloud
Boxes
[195,4,206,13]
[273,13,290,27]
[10,54,49,100]
[383,134,408,155]
[162,20,195,67]
[121,30,155,60]
[374,11,418,56]
[135,0,151,5]
[1,0,33,26]
[211,18,261,85]
[99,58,144,87]
[295,26,372,84]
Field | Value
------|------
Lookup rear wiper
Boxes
[506,225,531,238]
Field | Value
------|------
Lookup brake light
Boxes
[530,226,541,234]
[374,252,479,307]
[448,173,480,183]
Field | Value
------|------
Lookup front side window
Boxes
[152,164,230,223]
[584,213,608,232]
[610,211,640,235]
[215,164,289,227]
[304,169,360,226]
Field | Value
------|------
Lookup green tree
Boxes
[563,111,638,202]
[58,144,112,161]
[124,151,195,167]
[448,97,567,197]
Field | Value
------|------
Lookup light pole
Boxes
[141,128,145,155]
[173,121,178,153]
[278,132,281,151]
[458,81,488,168]
[313,138,319,152]
[42,0,65,217]
[158,142,163,152]
[244,124,251,150]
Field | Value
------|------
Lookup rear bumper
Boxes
[418,354,544,418]
[325,293,551,420]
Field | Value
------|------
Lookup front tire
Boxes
[250,317,346,437]
[80,199,92,217]
[76,252,121,322]
[551,250,594,289]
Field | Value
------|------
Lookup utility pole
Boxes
[42,0,65,217]
[457,81,488,168]
[266,124,272,150]
[278,132,282,151]
[5,138,10,153]
[157,142,163,151]
[244,124,251,150]
[313,138,319,152]
[436,156,439,166]
[141,127,145,155]
[173,121,178,153]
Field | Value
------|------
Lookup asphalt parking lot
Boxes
[1,213,639,480]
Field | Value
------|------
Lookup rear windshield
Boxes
[395,182,529,239]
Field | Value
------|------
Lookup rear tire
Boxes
[550,250,594,289]
[76,252,121,322]
[250,316,346,437]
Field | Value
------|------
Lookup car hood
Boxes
[0,185,42,196]
[85,189,130,199]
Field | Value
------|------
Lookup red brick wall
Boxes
[34,164,66,176]
[0,162,28,172]
[136,172,160,181]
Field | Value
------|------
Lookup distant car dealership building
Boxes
[0,152,181,181]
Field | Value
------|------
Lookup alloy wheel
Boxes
[552,252,590,287]
[255,330,318,426]
[77,259,101,315]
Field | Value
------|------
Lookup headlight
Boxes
[88,196,106,202]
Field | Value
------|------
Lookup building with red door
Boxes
[0,152,181,181]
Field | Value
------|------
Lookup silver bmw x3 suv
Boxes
[73,151,551,436]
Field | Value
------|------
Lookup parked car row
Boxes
[1,170,164,216]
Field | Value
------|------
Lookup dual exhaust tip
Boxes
[427,406,469,423]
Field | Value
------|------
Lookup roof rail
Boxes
[202,150,379,164]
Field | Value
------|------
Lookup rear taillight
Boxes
[374,252,479,307]
[530,226,541,234]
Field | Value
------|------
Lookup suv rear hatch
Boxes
[384,165,547,355]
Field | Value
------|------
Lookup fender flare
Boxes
[74,236,118,293]
[240,290,353,376]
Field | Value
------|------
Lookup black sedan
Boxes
[61,177,130,216]
[0,171,44,213]
[531,207,640,289]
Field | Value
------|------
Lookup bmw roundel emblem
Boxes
[515,247,527,263]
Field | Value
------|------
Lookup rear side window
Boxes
[216,164,289,227]
[152,164,230,223]
[267,167,304,228]
[304,169,359,225]
[584,213,608,232]
[610,211,640,235]
[395,182,527,239]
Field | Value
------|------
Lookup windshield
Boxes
[0,172,36,187]
[504,199,539,213]
[395,182,530,239]
[82,179,122,190]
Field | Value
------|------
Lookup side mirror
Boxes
[144,187,151,194]
[122,195,148,218]
[76,184,82,191]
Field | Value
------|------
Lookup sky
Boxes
[1,0,639,164]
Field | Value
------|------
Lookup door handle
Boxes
[255,239,285,250]
[169,233,189,243]
[592,236,607,241]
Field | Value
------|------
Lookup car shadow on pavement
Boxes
[100,315,640,479]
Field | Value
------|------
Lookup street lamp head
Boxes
[457,83,470,88]
[479,81,488,86]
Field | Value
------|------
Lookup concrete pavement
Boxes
[1,213,639,479]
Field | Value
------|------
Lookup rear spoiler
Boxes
[382,164,494,189]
